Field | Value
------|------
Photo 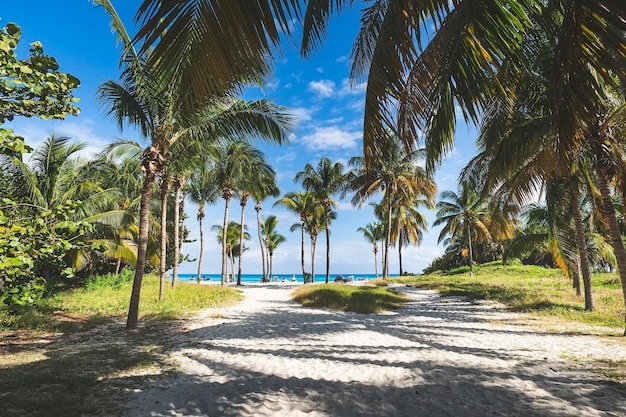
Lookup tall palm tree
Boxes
[389,196,431,275]
[357,221,384,278]
[295,157,345,283]
[209,141,278,285]
[212,221,249,283]
[235,151,277,285]
[346,134,436,278]
[96,0,293,330]
[253,182,280,282]
[261,215,286,280]
[434,182,492,277]
[274,190,317,281]
[187,162,220,283]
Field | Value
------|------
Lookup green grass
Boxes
[0,273,243,417]
[0,273,243,332]
[394,262,626,332]
[292,283,408,314]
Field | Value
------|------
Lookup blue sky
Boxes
[3,1,477,276]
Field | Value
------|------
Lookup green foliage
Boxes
[292,284,407,314]
[396,264,625,332]
[84,268,134,291]
[0,200,98,308]
[0,22,80,123]
[0,22,80,159]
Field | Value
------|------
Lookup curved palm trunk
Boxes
[571,194,594,308]
[597,169,625,333]
[467,223,474,278]
[197,204,205,284]
[237,196,248,286]
[126,172,156,330]
[171,178,183,289]
[159,177,170,300]
[255,203,267,281]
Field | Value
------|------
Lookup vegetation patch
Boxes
[396,264,625,332]
[291,284,407,314]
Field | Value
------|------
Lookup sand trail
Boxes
[129,284,626,417]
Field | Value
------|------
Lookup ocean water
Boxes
[176,273,396,284]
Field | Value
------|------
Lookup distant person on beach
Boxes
[291,274,296,282]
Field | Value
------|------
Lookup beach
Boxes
[128,283,626,416]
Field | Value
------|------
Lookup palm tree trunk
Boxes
[467,223,474,277]
[325,219,330,284]
[197,204,205,284]
[269,252,274,279]
[374,246,379,279]
[230,248,235,283]
[301,219,306,281]
[126,172,156,330]
[571,194,594,308]
[171,179,182,289]
[256,203,267,281]
[115,258,121,275]
[311,235,317,283]
[384,203,393,278]
[179,192,186,265]
[159,177,170,300]
[398,230,403,275]
[237,197,247,286]
[221,194,231,285]
[597,169,625,334]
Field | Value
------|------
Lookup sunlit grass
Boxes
[0,274,243,332]
[292,283,407,314]
[394,262,625,331]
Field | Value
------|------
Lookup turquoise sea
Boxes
[176,273,397,284]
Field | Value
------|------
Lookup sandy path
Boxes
[129,284,626,417]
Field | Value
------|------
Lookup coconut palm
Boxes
[253,183,280,282]
[434,182,492,277]
[295,157,345,283]
[389,196,431,275]
[346,134,436,278]
[187,162,220,283]
[208,141,278,285]
[357,221,384,278]
[261,215,286,280]
[212,221,249,283]
[96,0,294,328]
[274,190,317,281]
[235,151,277,285]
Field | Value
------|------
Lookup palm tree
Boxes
[235,151,277,285]
[274,190,317,281]
[434,182,492,277]
[295,157,345,283]
[212,221,249,283]
[208,141,277,285]
[345,134,436,278]
[389,196,431,275]
[187,162,220,283]
[357,221,384,278]
[253,182,280,282]
[261,215,286,280]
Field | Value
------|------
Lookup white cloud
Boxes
[316,67,324,73]
[307,79,336,98]
[339,78,367,95]
[290,107,314,124]
[300,126,361,151]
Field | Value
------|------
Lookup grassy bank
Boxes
[0,273,242,417]
[0,272,243,332]
[392,262,625,332]
[292,283,407,313]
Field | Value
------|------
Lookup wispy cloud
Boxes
[307,79,336,98]
[300,126,361,151]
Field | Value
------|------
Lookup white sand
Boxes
[128,283,626,417]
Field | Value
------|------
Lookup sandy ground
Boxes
[127,283,626,417]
